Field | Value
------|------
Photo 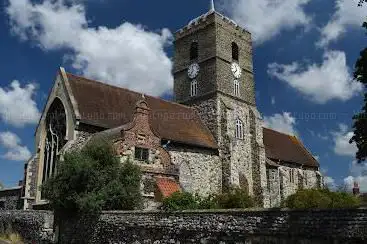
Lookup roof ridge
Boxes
[65,72,195,111]
[291,136,319,164]
[263,127,295,137]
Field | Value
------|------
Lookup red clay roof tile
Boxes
[156,177,181,198]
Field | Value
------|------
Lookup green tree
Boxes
[350,3,367,163]
[284,189,360,209]
[161,187,255,211]
[42,140,142,214]
[0,182,3,190]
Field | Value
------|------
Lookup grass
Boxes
[0,232,23,244]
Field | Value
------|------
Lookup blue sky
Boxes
[0,0,366,190]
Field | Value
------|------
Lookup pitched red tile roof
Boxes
[65,73,218,149]
[63,72,318,166]
[156,177,181,198]
[263,128,319,167]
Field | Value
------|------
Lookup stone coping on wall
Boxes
[101,207,367,215]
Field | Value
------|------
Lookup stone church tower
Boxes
[173,4,268,205]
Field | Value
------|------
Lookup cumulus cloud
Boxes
[324,176,337,190]
[268,50,363,104]
[332,124,357,157]
[222,0,312,44]
[317,0,367,47]
[0,81,40,127]
[6,0,173,96]
[0,131,31,161]
[263,112,297,135]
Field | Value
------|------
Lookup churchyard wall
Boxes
[0,210,54,243]
[0,188,22,210]
[57,208,367,244]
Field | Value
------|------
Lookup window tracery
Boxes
[42,98,67,184]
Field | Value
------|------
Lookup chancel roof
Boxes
[263,128,319,167]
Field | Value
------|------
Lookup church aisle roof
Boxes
[65,73,218,149]
[263,128,319,167]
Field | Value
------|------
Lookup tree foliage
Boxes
[284,189,360,209]
[162,187,255,211]
[0,182,3,190]
[350,2,367,163]
[42,140,142,214]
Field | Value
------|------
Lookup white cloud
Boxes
[309,130,329,140]
[0,131,31,161]
[263,112,297,135]
[6,0,173,96]
[318,133,329,141]
[222,0,312,44]
[317,0,367,47]
[332,124,357,157]
[0,81,40,127]
[271,97,276,105]
[268,50,363,104]
[324,176,337,190]
[344,161,367,192]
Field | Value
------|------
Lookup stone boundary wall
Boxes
[58,208,367,244]
[0,210,54,243]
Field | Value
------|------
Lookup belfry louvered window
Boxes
[190,41,198,60]
[235,118,244,139]
[232,42,239,61]
[190,79,197,97]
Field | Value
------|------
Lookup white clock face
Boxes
[188,63,200,79]
[231,62,242,79]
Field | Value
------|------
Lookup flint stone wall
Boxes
[58,208,367,244]
[0,210,54,243]
[0,190,21,210]
[169,145,221,196]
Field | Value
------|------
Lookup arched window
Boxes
[42,98,67,184]
[190,79,198,97]
[235,118,244,139]
[233,79,240,96]
[190,41,198,60]
[232,42,239,61]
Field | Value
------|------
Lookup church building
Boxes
[21,3,322,210]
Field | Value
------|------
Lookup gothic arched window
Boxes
[233,79,240,96]
[232,42,239,61]
[190,79,198,97]
[235,118,244,139]
[42,98,67,184]
[190,41,198,60]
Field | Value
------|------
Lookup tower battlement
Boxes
[175,11,251,41]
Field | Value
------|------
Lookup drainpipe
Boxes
[278,160,281,204]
